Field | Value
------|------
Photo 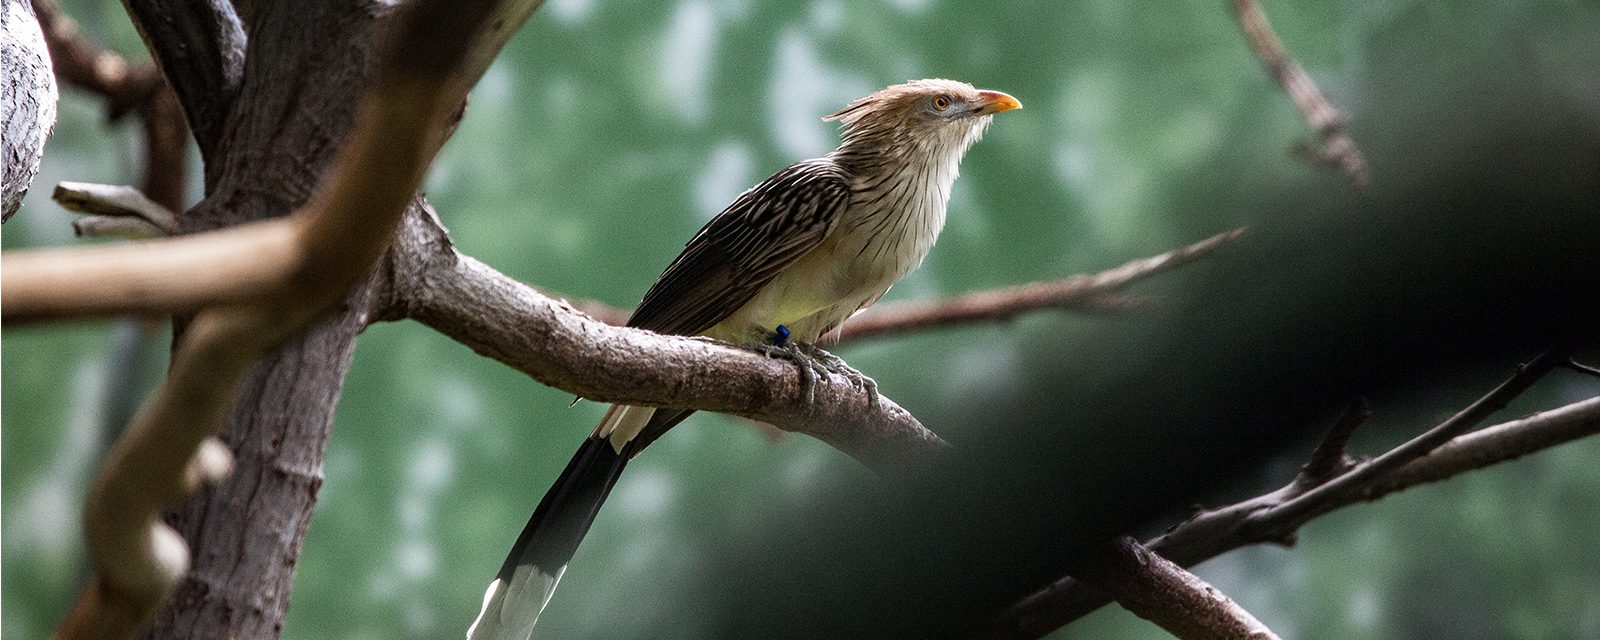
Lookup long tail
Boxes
[467,405,651,640]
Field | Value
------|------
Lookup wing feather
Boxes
[627,159,851,336]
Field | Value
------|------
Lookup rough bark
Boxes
[142,1,387,638]
[1078,536,1279,640]
[3,0,58,220]
[118,0,243,171]
[148,299,371,638]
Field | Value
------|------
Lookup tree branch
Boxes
[31,0,161,119]
[116,0,244,161]
[32,0,192,217]
[520,228,1244,344]
[4,208,1234,470]
[1,219,303,321]
[1230,0,1368,186]
[54,181,180,236]
[382,205,946,471]
[1248,347,1568,530]
[985,354,1596,639]
[1293,397,1368,486]
[1077,536,1279,640]
[836,228,1244,344]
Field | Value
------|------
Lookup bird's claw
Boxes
[752,342,879,411]
[752,343,820,404]
[795,343,880,411]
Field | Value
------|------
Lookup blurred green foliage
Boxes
[4,1,1598,638]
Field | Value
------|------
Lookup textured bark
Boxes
[149,301,370,638]
[3,0,58,220]
[118,0,244,170]
[142,1,387,638]
[1078,537,1278,640]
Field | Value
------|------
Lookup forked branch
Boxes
[986,351,1597,639]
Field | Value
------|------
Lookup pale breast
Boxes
[709,150,959,345]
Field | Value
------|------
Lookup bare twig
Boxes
[70,216,168,238]
[1371,395,1600,491]
[533,230,1241,337]
[1564,358,1600,379]
[986,354,1595,639]
[31,0,161,119]
[1230,0,1369,186]
[1294,397,1368,486]
[33,0,192,221]
[1078,536,1279,640]
[836,228,1244,343]
[54,182,180,235]
[1248,347,1568,531]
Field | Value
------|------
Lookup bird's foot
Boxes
[751,328,878,410]
[794,343,880,411]
[751,341,827,405]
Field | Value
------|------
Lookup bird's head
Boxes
[824,78,1021,162]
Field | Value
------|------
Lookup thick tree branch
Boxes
[116,0,243,161]
[1230,0,1368,186]
[986,357,1598,639]
[52,1,522,637]
[4,209,1232,469]
[382,206,945,471]
[1,219,303,321]
[1077,536,1279,640]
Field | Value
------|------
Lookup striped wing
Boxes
[627,159,852,336]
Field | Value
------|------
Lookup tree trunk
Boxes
[144,1,391,637]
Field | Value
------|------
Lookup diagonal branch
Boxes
[1246,347,1569,531]
[985,352,1596,639]
[1230,0,1368,186]
[837,228,1244,343]
[381,206,945,471]
[1076,536,1280,640]
[31,0,161,118]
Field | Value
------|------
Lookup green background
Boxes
[5,1,1598,638]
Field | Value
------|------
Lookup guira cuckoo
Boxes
[469,78,1020,639]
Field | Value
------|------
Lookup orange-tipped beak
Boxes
[973,90,1022,115]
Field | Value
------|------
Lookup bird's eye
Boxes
[931,95,952,111]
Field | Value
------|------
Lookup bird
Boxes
[467,78,1020,640]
